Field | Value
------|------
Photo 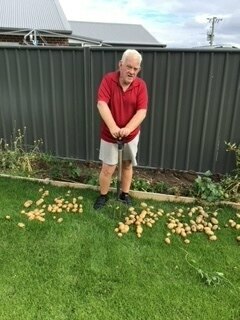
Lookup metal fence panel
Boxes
[0,47,89,159]
[0,46,239,174]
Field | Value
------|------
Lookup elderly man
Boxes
[94,49,148,210]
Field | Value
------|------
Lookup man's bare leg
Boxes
[120,160,133,205]
[99,163,116,194]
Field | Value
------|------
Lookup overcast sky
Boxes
[58,0,240,48]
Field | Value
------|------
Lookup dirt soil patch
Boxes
[134,167,198,188]
[75,161,198,187]
[30,159,223,197]
[82,162,223,196]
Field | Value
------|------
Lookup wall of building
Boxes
[0,35,68,46]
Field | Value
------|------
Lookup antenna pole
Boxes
[207,17,223,46]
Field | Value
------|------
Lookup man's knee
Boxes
[122,160,132,170]
[101,163,116,177]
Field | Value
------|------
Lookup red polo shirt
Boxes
[97,71,148,143]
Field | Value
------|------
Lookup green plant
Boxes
[0,128,43,173]
[221,174,240,202]
[152,181,170,194]
[221,142,240,201]
[192,171,226,202]
[131,177,152,192]
[225,141,240,172]
[86,175,99,186]
[182,249,238,292]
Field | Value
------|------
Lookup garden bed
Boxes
[1,129,239,203]
[29,157,216,196]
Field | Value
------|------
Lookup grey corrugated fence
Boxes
[0,45,239,174]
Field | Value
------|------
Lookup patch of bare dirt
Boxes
[80,161,199,195]
[134,167,198,188]
[32,159,223,196]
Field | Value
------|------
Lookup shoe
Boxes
[119,193,132,206]
[93,195,108,210]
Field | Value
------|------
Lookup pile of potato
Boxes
[114,202,164,238]
[164,206,220,244]
[226,212,240,242]
[115,203,240,244]
[7,188,84,228]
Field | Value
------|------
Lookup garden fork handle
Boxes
[117,139,124,199]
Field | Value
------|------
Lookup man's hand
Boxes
[109,126,121,139]
[119,127,131,138]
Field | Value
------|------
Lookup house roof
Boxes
[0,0,71,34]
[69,21,166,47]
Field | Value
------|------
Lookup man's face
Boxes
[119,57,141,85]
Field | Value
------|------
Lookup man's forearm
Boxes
[97,101,117,130]
[97,101,121,138]
[125,109,147,132]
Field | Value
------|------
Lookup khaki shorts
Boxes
[99,134,140,166]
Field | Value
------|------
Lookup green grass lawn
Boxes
[0,176,240,320]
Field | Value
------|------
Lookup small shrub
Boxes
[131,178,152,192]
[225,141,240,173]
[222,142,240,201]
[152,181,170,194]
[192,171,226,202]
[0,128,43,174]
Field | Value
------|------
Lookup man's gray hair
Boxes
[121,49,142,64]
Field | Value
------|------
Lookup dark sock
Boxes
[120,192,128,198]
[100,194,108,198]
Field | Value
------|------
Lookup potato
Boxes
[181,230,187,238]
[140,202,148,208]
[175,227,182,235]
[209,235,217,241]
[165,237,171,244]
[136,225,143,234]
[118,224,129,234]
[18,222,25,228]
[205,229,214,236]
[202,212,209,218]
[196,215,203,224]
[36,198,44,206]
[191,225,197,232]
[167,222,176,230]
[36,216,45,222]
[24,200,33,208]
[139,210,147,219]
[230,221,237,228]
[197,224,204,231]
